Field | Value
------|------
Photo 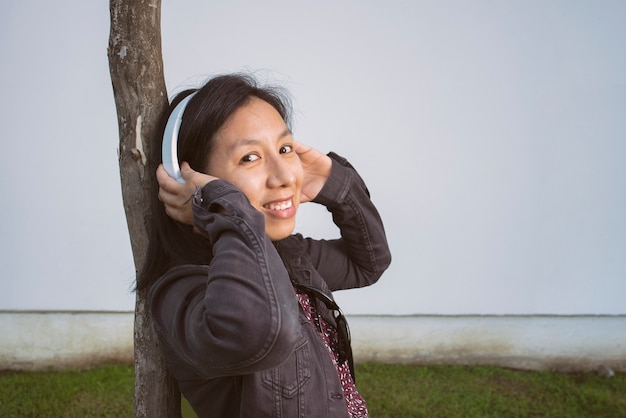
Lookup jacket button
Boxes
[331,392,343,400]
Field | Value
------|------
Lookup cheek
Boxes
[230,175,265,206]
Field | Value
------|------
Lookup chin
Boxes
[266,222,296,241]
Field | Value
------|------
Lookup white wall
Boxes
[2,312,624,373]
[0,1,624,315]
[0,312,133,370]
[350,315,626,372]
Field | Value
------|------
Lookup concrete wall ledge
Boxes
[0,311,133,371]
[1,311,624,373]
[349,315,626,373]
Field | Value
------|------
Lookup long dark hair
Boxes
[138,73,292,290]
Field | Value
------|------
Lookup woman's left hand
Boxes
[157,162,218,225]
[295,142,332,203]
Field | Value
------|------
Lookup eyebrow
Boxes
[227,128,292,153]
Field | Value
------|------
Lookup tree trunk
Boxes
[107,1,181,416]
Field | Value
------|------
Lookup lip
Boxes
[262,196,297,219]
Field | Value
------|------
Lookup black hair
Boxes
[137,73,292,291]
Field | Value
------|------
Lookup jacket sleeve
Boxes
[149,180,301,379]
[304,153,392,291]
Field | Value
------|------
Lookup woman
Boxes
[142,73,391,417]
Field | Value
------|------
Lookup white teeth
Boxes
[266,200,292,211]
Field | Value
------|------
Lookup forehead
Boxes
[214,97,290,150]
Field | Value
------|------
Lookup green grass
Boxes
[357,363,626,417]
[1,363,625,417]
[0,365,134,417]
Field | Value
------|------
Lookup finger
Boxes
[157,187,180,206]
[163,205,182,220]
[156,164,172,186]
[180,161,219,188]
[159,186,194,224]
[157,166,194,205]
[294,141,314,157]
[157,164,185,192]
[179,162,196,183]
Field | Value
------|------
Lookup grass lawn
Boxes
[1,363,624,417]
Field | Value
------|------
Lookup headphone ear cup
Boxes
[162,93,197,183]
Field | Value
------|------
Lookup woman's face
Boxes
[207,97,304,241]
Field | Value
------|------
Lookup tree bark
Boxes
[107,1,180,416]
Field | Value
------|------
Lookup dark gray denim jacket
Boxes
[149,153,391,418]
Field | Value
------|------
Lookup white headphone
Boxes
[161,92,197,183]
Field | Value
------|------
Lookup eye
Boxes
[279,144,294,154]
[240,153,260,163]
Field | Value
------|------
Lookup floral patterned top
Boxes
[296,292,369,418]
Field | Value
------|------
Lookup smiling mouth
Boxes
[263,199,293,211]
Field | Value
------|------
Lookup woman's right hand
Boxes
[157,162,218,225]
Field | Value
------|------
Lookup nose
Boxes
[266,155,296,188]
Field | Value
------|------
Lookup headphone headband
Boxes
[162,92,198,183]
